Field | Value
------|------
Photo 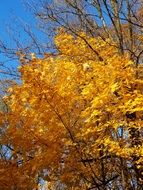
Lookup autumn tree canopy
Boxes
[1,1,143,190]
[0,30,143,189]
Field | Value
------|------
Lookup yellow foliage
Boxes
[0,31,143,189]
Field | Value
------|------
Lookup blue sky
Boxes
[0,0,30,23]
[0,0,51,52]
[0,0,36,44]
[0,0,38,79]
[0,0,43,78]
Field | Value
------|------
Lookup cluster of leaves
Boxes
[0,31,143,189]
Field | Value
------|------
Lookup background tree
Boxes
[27,0,143,62]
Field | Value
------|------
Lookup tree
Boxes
[31,0,143,62]
[0,30,143,189]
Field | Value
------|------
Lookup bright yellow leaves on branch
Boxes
[0,30,143,189]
